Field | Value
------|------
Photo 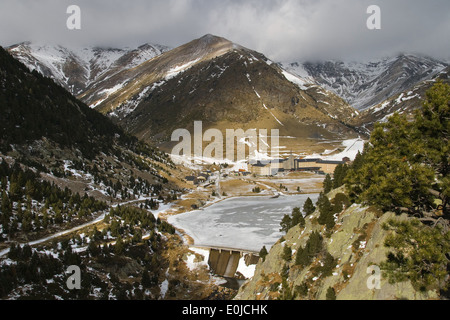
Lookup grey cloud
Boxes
[1,0,449,62]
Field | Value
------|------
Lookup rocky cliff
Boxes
[235,188,440,300]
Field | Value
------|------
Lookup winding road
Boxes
[0,197,174,258]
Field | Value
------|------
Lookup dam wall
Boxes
[206,247,259,278]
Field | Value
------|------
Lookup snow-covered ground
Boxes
[281,69,311,90]
[165,58,201,80]
[185,247,210,272]
[170,153,249,172]
[305,138,365,161]
[236,257,257,279]
[168,194,319,253]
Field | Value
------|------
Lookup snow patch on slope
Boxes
[281,69,310,90]
[165,58,201,80]
[305,138,365,161]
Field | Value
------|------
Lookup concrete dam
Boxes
[197,246,260,278]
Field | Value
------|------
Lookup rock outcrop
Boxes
[236,189,440,300]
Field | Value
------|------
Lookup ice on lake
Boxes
[168,194,319,252]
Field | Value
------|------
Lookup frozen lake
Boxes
[168,194,319,252]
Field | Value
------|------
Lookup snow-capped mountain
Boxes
[282,54,447,111]
[7,41,171,96]
[6,35,377,148]
[80,34,240,111]
[98,34,360,146]
[6,36,359,139]
[353,66,450,134]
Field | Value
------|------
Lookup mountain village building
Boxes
[249,155,347,176]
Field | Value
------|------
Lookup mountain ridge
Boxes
[352,66,450,134]
[282,54,447,111]
[94,34,361,150]
[5,35,368,159]
[7,41,172,97]
[9,34,447,155]
[9,38,448,118]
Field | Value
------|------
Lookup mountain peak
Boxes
[198,33,230,43]
[192,34,234,50]
[199,33,220,40]
[164,34,235,66]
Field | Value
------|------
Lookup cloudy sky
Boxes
[1,0,449,62]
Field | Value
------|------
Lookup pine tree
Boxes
[278,276,295,300]
[280,207,305,233]
[42,211,49,229]
[308,231,323,256]
[110,219,120,237]
[303,197,316,216]
[413,80,450,216]
[291,207,305,228]
[92,226,102,242]
[333,164,348,189]
[323,174,333,194]
[351,151,365,172]
[345,81,449,216]
[296,282,309,298]
[55,210,64,224]
[8,242,19,260]
[132,228,142,244]
[115,236,125,255]
[295,231,323,267]
[295,246,308,267]
[415,80,450,178]
[22,210,33,232]
[346,112,432,213]
[141,268,152,288]
[332,193,350,213]
[325,211,335,230]
[318,195,334,229]
[326,287,336,300]
[320,251,337,277]
[259,246,268,262]
[316,192,327,210]
[21,244,32,260]
[282,245,292,262]
[1,191,12,216]
[8,181,21,202]
[88,240,101,257]
[280,214,292,233]
[380,218,450,292]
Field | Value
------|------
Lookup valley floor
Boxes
[0,159,325,299]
